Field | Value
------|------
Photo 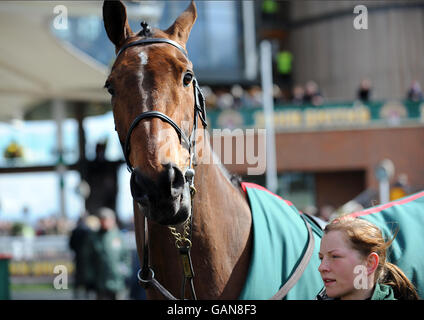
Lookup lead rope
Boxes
[137,129,198,300]
[171,85,202,300]
[167,112,198,300]
[167,172,197,300]
[137,215,177,300]
[138,160,198,300]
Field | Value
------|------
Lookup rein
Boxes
[116,34,207,300]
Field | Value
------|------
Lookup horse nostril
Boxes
[130,169,151,205]
[168,164,185,198]
[130,165,186,204]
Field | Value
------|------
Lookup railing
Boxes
[0,232,137,277]
[0,232,136,260]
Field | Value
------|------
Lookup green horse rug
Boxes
[238,182,324,300]
[347,190,424,298]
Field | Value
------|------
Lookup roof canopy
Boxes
[0,1,113,122]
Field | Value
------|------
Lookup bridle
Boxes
[117,37,207,173]
[114,35,207,300]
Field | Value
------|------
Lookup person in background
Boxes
[201,86,217,110]
[303,81,323,106]
[317,205,334,222]
[291,85,305,105]
[70,214,100,299]
[215,89,234,110]
[261,0,278,21]
[317,216,419,300]
[69,215,89,299]
[357,78,372,102]
[406,80,423,102]
[89,208,130,300]
[80,215,101,299]
[231,85,244,109]
[242,86,262,109]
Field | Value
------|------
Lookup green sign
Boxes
[207,101,424,130]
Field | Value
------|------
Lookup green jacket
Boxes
[371,283,396,300]
[316,283,395,300]
[89,228,131,293]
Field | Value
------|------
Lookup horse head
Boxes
[103,1,205,226]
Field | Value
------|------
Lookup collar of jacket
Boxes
[371,282,396,300]
[316,283,396,300]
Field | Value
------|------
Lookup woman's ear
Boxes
[366,252,379,275]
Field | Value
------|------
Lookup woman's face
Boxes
[318,230,369,300]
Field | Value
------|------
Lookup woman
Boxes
[317,216,419,300]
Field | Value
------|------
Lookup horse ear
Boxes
[165,0,197,45]
[103,0,133,51]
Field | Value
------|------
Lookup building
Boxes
[212,0,424,212]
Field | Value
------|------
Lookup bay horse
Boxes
[103,1,424,300]
[102,0,323,300]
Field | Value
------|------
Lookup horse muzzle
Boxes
[130,163,191,225]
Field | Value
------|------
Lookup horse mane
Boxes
[210,150,243,191]
[230,173,243,189]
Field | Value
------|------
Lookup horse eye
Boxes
[183,72,193,87]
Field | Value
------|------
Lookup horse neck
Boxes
[193,140,251,236]
[146,137,253,299]
[191,138,253,298]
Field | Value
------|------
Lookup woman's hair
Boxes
[324,216,419,300]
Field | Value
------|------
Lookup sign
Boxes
[207,101,424,130]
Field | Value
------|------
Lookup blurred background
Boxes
[0,0,423,300]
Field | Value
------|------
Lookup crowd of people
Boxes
[202,79,424,111]
[0,216,74,237]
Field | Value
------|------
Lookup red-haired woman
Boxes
[317,217,419,300]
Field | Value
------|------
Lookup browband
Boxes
[116,38,188,58]
[116,36,207,173]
